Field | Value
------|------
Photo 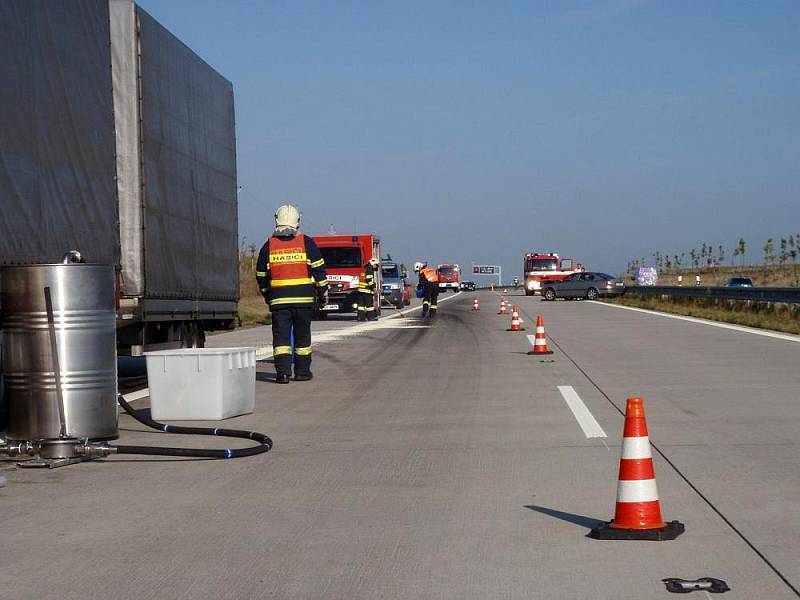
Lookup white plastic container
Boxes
[144,347,256,420]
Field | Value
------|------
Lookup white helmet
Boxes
[369,257,379,267]
[413,261,426,272]
[274,204,300,230]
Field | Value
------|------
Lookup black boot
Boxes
[294,372,313,381]
[275,373,291,384]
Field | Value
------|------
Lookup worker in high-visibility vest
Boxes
[256,204,328,384]
[356,257,379,321]
[414,261,439,318]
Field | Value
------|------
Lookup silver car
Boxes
[542,272,625,301]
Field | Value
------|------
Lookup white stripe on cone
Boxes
[621,437,653,460]
[616,479,660,503]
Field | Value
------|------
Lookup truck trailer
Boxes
[0,0,239,352]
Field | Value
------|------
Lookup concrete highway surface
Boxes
[2,290,799,599]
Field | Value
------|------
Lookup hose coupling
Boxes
[77,442,117,457]
[0,440,40,457]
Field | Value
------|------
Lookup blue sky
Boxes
[138,0,800,277]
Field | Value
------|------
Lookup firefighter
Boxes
[414,261,439,318]
[357,257,379,321]
[256,204,328,384]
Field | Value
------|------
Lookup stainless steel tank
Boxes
[1,264,118,440]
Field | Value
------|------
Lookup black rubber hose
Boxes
[111,395,273,458]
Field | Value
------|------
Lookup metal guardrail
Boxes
[625,286,800,303]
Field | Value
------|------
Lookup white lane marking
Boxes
[557,385,607,439]
[594,301,800,344]
[122,293,461,401]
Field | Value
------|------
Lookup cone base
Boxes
[589,520,684,541]
[507,328,526,331]
[528,350,553,355]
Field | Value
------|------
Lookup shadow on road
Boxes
[524,505,603,530]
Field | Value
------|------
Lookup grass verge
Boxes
[603,294,800,336]
[641,264,800,287]
[238,294,270,328]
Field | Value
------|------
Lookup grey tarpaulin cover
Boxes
[0,1,239,303]
[136,6,239,302]
[0,0,119,266]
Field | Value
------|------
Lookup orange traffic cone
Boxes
[507,305,525,331]
[527,315,553,355]
[498,300,507,315]
[590,398,684,540]
[473,298,480,311]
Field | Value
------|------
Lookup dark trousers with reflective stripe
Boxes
[271,306,313,376]
[356,291,376,320]
[422,283,439,317]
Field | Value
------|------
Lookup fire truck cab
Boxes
[523,252,580,296]
[437,264,461,292]
[312,234,381,317]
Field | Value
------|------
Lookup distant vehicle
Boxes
[380,259,411,308]
[632,267,658,286]
[460,281,476,291]
[523,252,581,295]
[724,277,754,288]
[438,264,461,292]
[312,234,381,317]
[542,272,625,301]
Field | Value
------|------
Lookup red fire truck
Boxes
[523,252,583,296]
[437,263,461,292]
[312,234,382,317]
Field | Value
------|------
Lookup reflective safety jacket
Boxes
[419,267,439,284]
[255,233,328,307]
[358,263,377,293]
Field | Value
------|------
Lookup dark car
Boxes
[543,272,625,301]
[460,281,476,291]
[724,277,754,288]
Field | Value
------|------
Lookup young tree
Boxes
[779,239,788,272]
[763,238,775,265]
[690,249,699,270]
[718,245,725,265]
[738,239,746,266]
